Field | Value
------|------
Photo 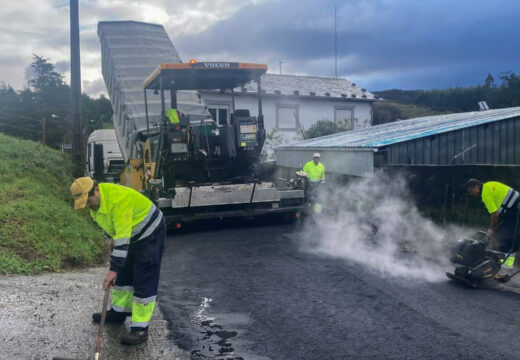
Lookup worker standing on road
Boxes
[70,177,166,345]
[465,179,520,259]
[302,153,326,183]
[302,153,326,213]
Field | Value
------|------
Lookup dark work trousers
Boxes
[113,216,166,330]
[497,202,520,253]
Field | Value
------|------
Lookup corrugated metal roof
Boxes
[203,73,376,100]
[278,107,520,149]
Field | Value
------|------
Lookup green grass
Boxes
[0,133,104,274]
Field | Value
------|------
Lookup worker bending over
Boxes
[466,179,520,256]
[70,177,166,345]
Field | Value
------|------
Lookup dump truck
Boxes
[86,129,125,182]
[97,21,304,224]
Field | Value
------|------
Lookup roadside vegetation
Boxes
[305,72,520,138]
[0,133,104,274]
[374,72,520,115]
[0,54,113,149]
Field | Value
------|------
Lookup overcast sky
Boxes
[1,0,519,97]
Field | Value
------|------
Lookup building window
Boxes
[335,106,354,130]
[208,104,230,125]
[276,104,298,130]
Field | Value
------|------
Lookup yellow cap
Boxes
[70,177,94,210]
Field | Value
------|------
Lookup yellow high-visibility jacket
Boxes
[482,181,518,215]
[89,183,162,272]
[166,108,180,124]
[303,161,325,182]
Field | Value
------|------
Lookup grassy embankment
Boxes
[0,133,104,274]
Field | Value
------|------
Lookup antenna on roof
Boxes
[334,5,337,79]
[478,101,489,111]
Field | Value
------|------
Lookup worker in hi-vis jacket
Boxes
[466,178,520,265]
[70,177,166,345]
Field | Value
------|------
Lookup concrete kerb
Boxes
[0,267,189,360]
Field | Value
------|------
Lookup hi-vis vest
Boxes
[303,161,325,182]
[89,183,163,273]
[481,181,520,216]
[166,108,180,124]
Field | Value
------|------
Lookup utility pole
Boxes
[279,60,283,75]
[41,117,46,144]
[70,0,83,172]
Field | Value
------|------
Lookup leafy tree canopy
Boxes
[0,55,113,147]
[306,120,344,139]
[373,71,520,123]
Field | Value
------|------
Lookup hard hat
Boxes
[70,177,94,210]
[313,152,320,158]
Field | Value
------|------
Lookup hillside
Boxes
[0,133,104,274]
[373,101,448,125]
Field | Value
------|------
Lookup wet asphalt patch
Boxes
[159,222,520,360]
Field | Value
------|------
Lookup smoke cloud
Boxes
[300,171,467,282]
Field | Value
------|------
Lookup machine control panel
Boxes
[238,119,258,149]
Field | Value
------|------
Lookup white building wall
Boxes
[200,92,373,160]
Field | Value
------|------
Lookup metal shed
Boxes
[275,107,520,177]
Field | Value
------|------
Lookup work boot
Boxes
[121,329,148,345]
[92,309,128,324]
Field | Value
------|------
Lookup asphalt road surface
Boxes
[158,219,520,360]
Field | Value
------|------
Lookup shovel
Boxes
[53,286,111,360]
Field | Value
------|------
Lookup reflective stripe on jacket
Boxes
[499,187,520,215]
[303,160,325,182]
[89,183,163,273]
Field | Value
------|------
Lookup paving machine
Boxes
[98,21,304,225]
[133,61,304,223]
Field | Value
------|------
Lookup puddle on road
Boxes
[189,297,243,360]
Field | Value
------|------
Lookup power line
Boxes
[1,111,64,123]
[0,122,41,134]
[0,116,41,129]
[0,111,41,123]
[334,5,337,79]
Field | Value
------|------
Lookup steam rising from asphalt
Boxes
[300,172,465,282]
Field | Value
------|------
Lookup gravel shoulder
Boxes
[0,267,189,360]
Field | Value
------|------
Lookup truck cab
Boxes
[86,129,125,182]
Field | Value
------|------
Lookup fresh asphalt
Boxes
[158,218,520,360]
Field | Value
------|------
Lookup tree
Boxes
[82,94,113,132]
[373,102,403,125]
[0,55,114,148]
[484,74,495,89]
[28,54,64,92]
[306,120,344,139]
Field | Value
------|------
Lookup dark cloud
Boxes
[2,0,519,94]
[177,0,520,90]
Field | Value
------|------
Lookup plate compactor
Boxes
[446,231,519,288]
